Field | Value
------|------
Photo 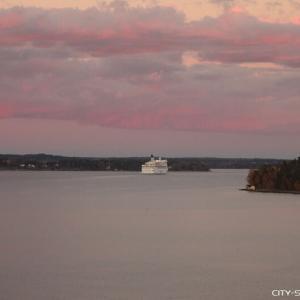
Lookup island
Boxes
[0,154,288,172]
[244,157,300,194]
[0,154,209,172]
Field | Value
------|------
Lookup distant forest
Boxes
[0,154,284,171]
[247,157,300,191]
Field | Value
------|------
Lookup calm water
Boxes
[0,170,299,300]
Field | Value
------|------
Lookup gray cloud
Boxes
[1,6,300,67]
[0,5,300,133]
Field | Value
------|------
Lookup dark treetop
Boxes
[247,157,300,192]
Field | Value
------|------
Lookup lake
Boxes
[0,170,299,300]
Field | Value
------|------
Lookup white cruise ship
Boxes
[141,155,168,174]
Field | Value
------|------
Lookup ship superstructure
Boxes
[141,155,168,174]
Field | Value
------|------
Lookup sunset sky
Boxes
[0,0,300,157]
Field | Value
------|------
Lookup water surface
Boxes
[0,170,299,300]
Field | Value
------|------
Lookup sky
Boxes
[0,0,300,158]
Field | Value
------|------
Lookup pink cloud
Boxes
[0,104,14,118]
[0,7,300,66]
[0,5,300,134]
[0,10,23,29]
[292,17,300,25]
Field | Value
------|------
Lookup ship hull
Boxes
[141,166,168,174]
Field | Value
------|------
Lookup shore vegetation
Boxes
[247,157,300,192]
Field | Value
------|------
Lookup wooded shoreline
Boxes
[0,154,284,172]
[240,188,300,195]
[245,157,300,193]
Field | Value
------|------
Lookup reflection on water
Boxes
[0,170,299,300]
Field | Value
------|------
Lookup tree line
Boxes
[0,154,286,172]
[0,154,209,171]
[247,157,300,191]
